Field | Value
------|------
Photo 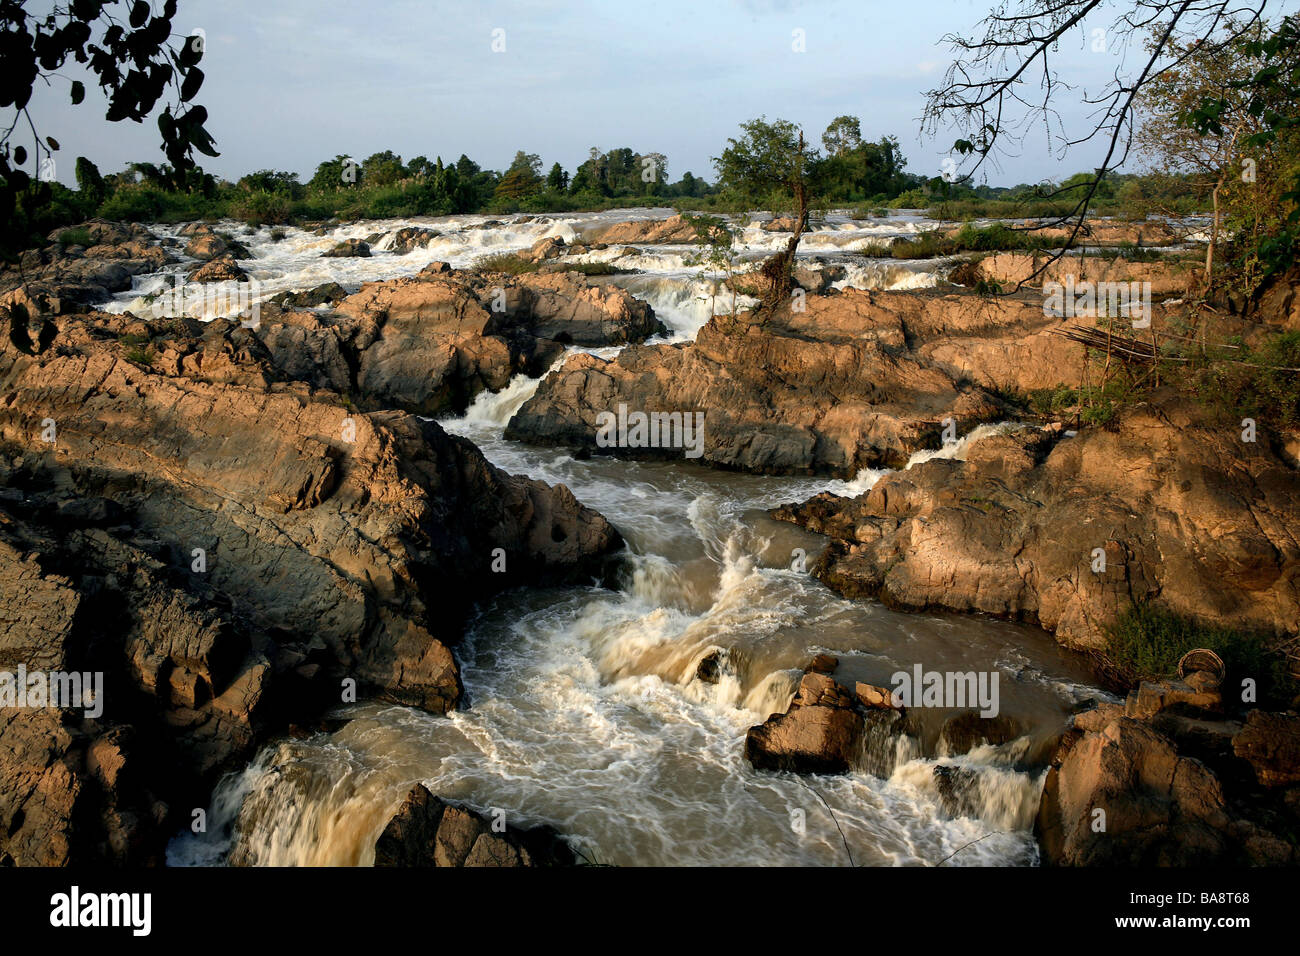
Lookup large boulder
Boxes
[373,784,576,867]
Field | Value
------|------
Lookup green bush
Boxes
[475,252,540,274]
[1105,603,1295,707]
[58,227,94,247]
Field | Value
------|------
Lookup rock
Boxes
[854,682,900,710]
[582,214,699,245]
[774,393,1300,650]
[323,239,371,258]
[374,784,576,867]
[954,251,1192,295]
[188,255,248,283]
[744,672,865,774]
[1124,678,1223,719]
[1233,711,1300,787]
[938,711,1022,755]
[506,290,1010,474]
[0,306,623,865]
[762,217,798,232]
[1,221,172,311]
[322,269,664,416]
[268,282,348,309]
[184,230,251,261]
[807,653,838,674]
[385,227,440,255]
[933,764,982,817]
[1036,717,1233,865]
[525,236,566,262]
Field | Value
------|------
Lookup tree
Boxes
[309,154,360,190]
[74,155,106,206]
[714,117,819,308]
[361,150,404,187]
[494,150,542,201]
[546,161,568,192]
[1136,24,1271,285]
[922,0,1277,288]
[822,115,862,157]
[1,0,215,251]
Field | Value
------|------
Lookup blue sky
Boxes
[27,0,1172,188]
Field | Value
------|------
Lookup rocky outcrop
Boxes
[0,305,622,865]
[951,251,1194,295]
[582,214,698,245]
[188,255,248,283]
[373,784,576,867]
[0,220,172,312]
[323,239,371,258]
[1036,684,1300,865]
[774,394,1300,650]
[505,290,1063,474]
[253,267,665,417]
[182,227,251,262]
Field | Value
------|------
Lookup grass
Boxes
[123,346,155,366]
[475,252,542,275]
[1102,603,1296,707]
[562,261,627,276]
[57,227,94,247]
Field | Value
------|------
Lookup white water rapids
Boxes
[151,209,1105,867]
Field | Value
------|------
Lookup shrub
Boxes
[1104,603,1296,707]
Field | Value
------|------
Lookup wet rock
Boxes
[525,236,566,262]
[385,227,440,255]
[188,255,248,283]
[854,682,901,710]
[744,672,865,775]
[938,711,1022,756]
[323,239,371,258]
[374,784,576,867]
[184,230,251,261]
[933,764,981,817]
[268,282,349,309]
[807,653,838,674]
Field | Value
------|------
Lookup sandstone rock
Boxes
[507,290,1012,475]
[774,393,1300,650]
[0,306,622,865]
[1233,711,1300,787]
[189,255,248,283]
[1036,717,1232,865]
[373,783,576,867]
[582,214,698,245]
[744,672,866,774]
[385,227,440,255]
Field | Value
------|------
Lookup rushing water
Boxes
[158,210,1107,867]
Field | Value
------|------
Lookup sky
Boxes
[22,0,1202,189]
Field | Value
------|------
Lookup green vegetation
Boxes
[474,252,542,275]
[57,227,93,248]
[1103,603,1296,707]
